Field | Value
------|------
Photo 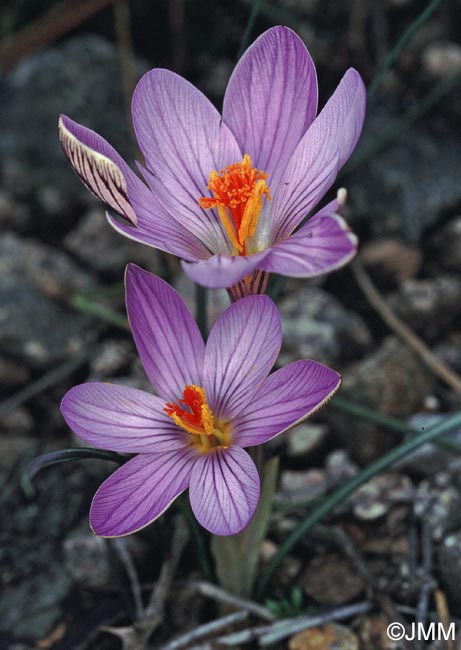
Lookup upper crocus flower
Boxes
[58,26,365,293]
[61,265,341,537]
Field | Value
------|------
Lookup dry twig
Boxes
[0,0,116,72]
[188,580,275,621]
[102,517,189,650]
[215,601,372,647]
[352,259,461,395]
[111,538,144,621]
[435,589,456,650]
[113,0,139,150]
[415,522,435,650]
[161,611,249,650]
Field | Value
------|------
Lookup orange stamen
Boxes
[199,154,271,254]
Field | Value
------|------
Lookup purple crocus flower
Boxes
[58,26,365,295]
[61,265,341,536]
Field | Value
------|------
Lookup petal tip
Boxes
[58,116,138,226]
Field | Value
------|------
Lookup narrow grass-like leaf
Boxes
[22,447,127,496]
[368,0,445,98]
[256,411,461,599]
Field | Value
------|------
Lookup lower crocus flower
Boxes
[58,26,365,294]
[61,265,341,536]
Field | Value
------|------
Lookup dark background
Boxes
[1,1,461,648]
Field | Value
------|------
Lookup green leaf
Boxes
[256,411,461,599]
[212,455,279,597]
[21,447,127,496]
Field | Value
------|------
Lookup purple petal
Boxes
[132,69,241,252]
[189,446,260,535]
[181,249,270,289]
[233,360,341,447]
[203,296,281,420]
[59,115,207,260]
[90,450,196,537]
[271,68,366,239]
[258,210,358,278]
[61,382,188,453]
[58,115,138,225]
[223,26,318,191]
[125,265,205,401]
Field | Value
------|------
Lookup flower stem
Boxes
[255,411,461,600]
[177,495,215,583]
[195,284,208,339]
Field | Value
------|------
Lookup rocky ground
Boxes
[1,1,461,649]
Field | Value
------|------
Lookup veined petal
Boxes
[203,295,281,420]
[189,446,260,535]
[181,249,270,289]
[223,26,318,190]
[59,115,207,260]
[233,360,341,447]
[132,69,242,252]
[258,210,358,278]
[271,68,366,239]
[125,265,205,402]
[58,114,138,225]
[107,211,208,262]
[90,450,196,537]
[61,383,188,453]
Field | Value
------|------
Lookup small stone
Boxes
[302,553,364,605]
[64,209,160,274]
[395,413,461,475]
[349,112,461,242]
[260,539,278,563]
[279,284,372,366]
[349,474,413,521]
[360,239,422,284]
[289,625,359,650]
[36,186,67,216]
[0,190,15,224]
[423,42,461,79]
[0,354,30,386]
[0,568,72,638]
[435,333,461,374]
[89,340,133,377]
[63,525,112,588]
[356,614,396,650]
[0,232,96,367]
[414,476,461,540]
[0,430,36,469]
[329,337,434,463]
[0,35,148,197]
[325,450,359,484]
[437,531,461,608]
[387,276,461,341]
[0,407,33,436]
[431,215,461,272]
[302,555,364,605]
[280,469,327,500]
[0,232,94,299]
[286,423,328,458]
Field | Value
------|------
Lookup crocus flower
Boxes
[58,26,365,294]
[61,265,341,536]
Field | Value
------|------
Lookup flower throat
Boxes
[164,385,231,453]
[199,154,271,255]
